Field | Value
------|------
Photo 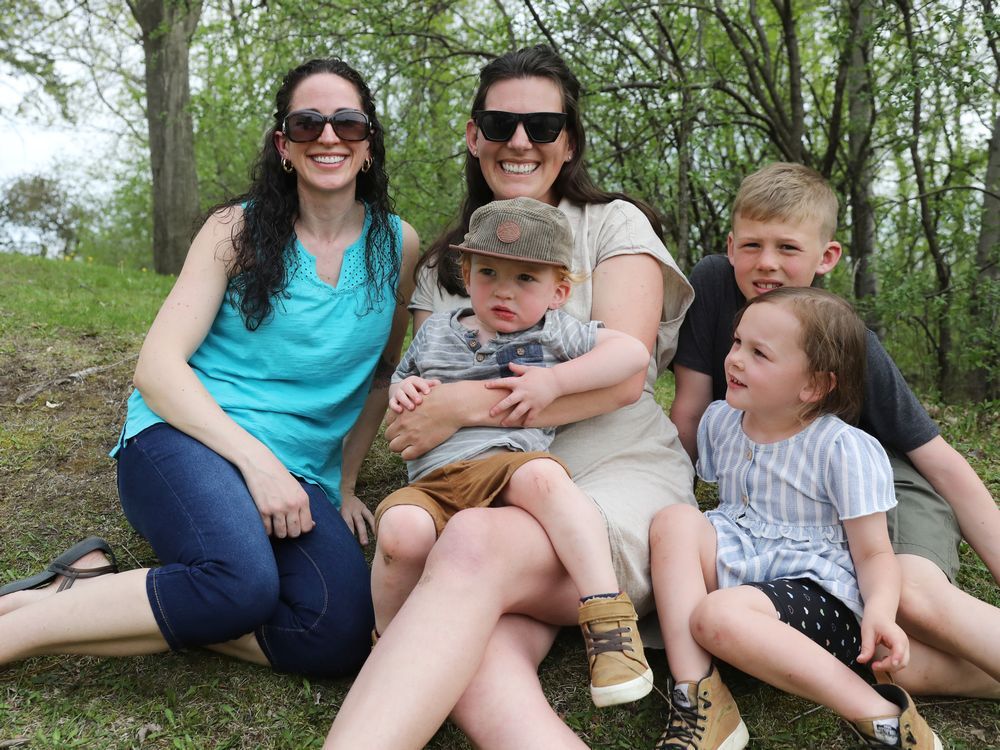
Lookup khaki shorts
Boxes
[374,451,569,536]
[885,449,961,581]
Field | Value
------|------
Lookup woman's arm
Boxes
[844,513,909,672]
[340,221,420,543]
[134,208,314,539]
[385,253,665,459]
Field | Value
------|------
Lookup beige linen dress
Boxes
[409,199,696,614]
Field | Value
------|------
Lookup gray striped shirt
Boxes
[395,307,600,481]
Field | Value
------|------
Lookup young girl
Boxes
[649,287,941,750]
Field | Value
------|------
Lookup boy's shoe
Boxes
[578,592,653,707]
[852,684,943,749]
[655,666,749,750]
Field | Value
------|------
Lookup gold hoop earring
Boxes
[281,158,294,174]
[361,156,373,174]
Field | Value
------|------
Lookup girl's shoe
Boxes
[655,666,749,750]
[852,684,943,749]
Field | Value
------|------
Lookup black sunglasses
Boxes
[473,110,567,144]
[282,109,374,143]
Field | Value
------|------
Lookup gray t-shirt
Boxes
[393,307,600,481]
[672,253,939,453]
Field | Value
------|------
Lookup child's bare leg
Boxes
[650,503,721,681]
[502,458,617,597]
[692,586,900,720]
[371,505,437,635]
[505,458,652,707]
[896,554,1000,687]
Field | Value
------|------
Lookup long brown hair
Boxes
[419,44,664,296]
[222,58,398,330]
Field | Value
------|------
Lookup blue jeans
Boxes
[116,423,374,677]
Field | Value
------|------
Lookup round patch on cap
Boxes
[496,220,522,243]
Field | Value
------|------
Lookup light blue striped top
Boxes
[113,211,402,507]
[698,400,896,617]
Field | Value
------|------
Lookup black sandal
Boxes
[0,536,119,596]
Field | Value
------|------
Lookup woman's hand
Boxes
[385,380,510,459]
[241,450,315,539]
[340,491,376,545]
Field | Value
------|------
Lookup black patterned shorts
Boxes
[746,578,874,679]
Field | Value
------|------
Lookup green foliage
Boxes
[0,174,92,258]
[1,0,998,395]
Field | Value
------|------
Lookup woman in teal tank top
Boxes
[0,58,419,679]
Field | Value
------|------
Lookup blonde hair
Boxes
[732,162,839,241]
[734,287,866,424]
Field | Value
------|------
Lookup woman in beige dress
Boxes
[325,44,696,749]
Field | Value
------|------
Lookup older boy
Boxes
[664,162,1000,698]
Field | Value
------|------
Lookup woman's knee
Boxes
[376,505,437,567]
[195,556,281,627]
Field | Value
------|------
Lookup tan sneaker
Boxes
[852,684,943,749]
[578,592,653,707]
[655,666,748,750]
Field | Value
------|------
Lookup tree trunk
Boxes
[970,111,1000,399]
[898,0,952,393]
[845,0,879,331]
[129,0,202,275]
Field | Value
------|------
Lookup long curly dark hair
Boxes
[419,44,664,296]
[223,58,399,330]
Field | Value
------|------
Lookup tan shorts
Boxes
[374,451,569,536]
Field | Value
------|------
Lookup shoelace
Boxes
[583,626,636,656]
[654,696,710,749]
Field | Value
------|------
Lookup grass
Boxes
[1,252,998,749]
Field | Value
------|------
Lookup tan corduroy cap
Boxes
[450,197,574,268]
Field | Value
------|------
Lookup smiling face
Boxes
[273,73,370,197]
[727,213,841,301]
[462,254,569,336]
[466,76,574,206]
[724,300,821,423]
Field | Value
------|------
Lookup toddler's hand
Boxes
[388,376,441,413]
[485,362,560,424]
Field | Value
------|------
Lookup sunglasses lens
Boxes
[331,111,370,141]
[475,112,566,143]
[523,113,566,143]
[285,112,326,142]
[477,112,518,142]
